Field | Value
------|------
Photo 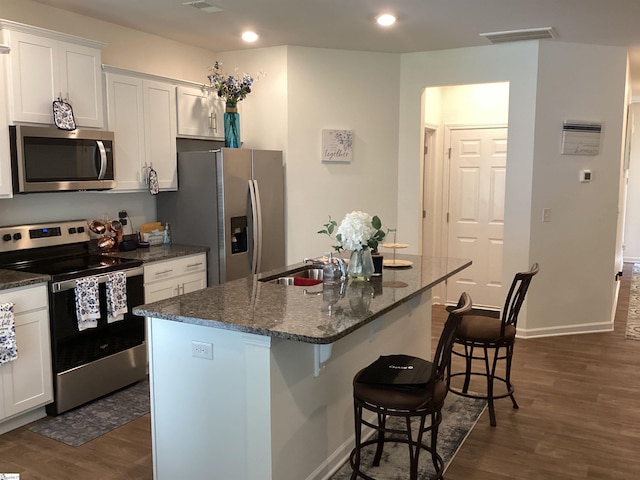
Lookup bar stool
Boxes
[349,292,472,480]
[446,263,539,426]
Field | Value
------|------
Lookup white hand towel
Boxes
[75,276,100,331]
[106,271,128,323]
[0,302,18,364]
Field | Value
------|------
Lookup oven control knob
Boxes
[2,234,10,242]
[13,233,22,241]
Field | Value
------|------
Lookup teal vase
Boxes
[224,103,241,148]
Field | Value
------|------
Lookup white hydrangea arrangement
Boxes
[319,211,386,252]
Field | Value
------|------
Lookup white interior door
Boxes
[445,127,507,308]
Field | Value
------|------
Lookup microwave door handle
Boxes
[96,140,107,180]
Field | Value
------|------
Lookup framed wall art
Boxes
[322,129,353,163]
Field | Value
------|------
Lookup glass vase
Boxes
[348,249,375,281]
[224,103,241,148]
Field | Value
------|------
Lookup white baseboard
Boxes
[516,321,614,339]
[623,257,640,264]
[0,406,47,435]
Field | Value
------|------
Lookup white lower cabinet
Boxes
[144,253,207,303]
[0,284,52,429]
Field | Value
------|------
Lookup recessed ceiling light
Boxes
[242,31,259,43]
[376,14,396,27]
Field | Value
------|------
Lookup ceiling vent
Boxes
[480,27,557,44]
[182,1,223,13]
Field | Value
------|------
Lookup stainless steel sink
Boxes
[260,267,324,285]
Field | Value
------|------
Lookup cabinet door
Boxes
[105,72,146,191]
[58,41,104,128]
[0,285,52,420]
[180,271,207,295]
[6,30,58,124]
[176,85,223,139]
[1,309,52,418]
[0,51,12,198]
[144,80,177,191]
[6,31,103,127]
[144,278,179,304]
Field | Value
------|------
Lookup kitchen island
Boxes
[133,254,470,480]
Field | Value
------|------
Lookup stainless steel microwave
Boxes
[10,125,116,193]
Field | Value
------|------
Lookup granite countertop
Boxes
[133,254,471,345]
[0,244,209,291]
[103,244,209,263]
[0,270,50,291]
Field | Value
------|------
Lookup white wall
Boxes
[624,104,640,261]
[527,42,628,335]
[399,41,628,336]
[283,47,400,263]
[399,42,539,328]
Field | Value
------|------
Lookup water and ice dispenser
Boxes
[230,216,248,254]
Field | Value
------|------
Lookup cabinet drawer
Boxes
[144,253,206,283]
[0,284,48,316]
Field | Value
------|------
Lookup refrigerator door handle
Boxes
[248,179,260,274]
[253,179,264,274]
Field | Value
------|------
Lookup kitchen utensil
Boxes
[97,235,115,251]
[89,219,107,235]
[108,220,122,233]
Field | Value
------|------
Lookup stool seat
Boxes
[354,375,447,412]
[457,315,516,343]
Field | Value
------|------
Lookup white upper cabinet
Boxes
[0,46,12,198]
[0,20,105,128]
[104,66,177,192]
[176,84,225,139]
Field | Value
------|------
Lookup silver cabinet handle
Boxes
[155,269,173,276]
[186,262,204,268]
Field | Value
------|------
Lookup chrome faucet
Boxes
[334,257,347,279]
[303,257,325,268]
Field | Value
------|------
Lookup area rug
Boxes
[626,263,640,341]
[330,395,486,480]
[29,379,149,447]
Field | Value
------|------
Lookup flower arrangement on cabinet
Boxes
[318,211,386,253]
[207,60,259,107]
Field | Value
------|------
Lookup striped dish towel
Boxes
[0,302,17,364]
[75,276,100,330]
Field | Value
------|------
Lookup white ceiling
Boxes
[33,0,640,96]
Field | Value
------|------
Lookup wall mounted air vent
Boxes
[182,1,223,13]
[561,121,603,156]
[480,27,557,44]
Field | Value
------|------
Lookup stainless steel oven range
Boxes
[0,220,145,415]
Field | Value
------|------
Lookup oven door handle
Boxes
[51,267,144,293]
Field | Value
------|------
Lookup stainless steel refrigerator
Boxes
[157,148,285,285]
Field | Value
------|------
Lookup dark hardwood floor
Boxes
[1,263,639,479]
[439,262,640,479]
